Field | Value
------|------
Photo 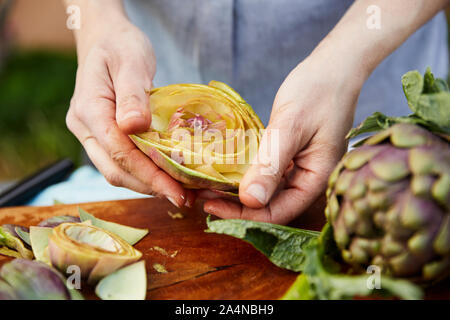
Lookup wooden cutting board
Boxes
[0,197,448,300]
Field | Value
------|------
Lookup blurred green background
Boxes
[0,50,81,180]
[0,0,82,184]
[0,0,449,186]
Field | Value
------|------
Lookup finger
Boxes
[197,189,240,202]
[113,61,152,134]
[204,199,276,223]
[205,158,331,225]
[66,112,157,195]
[239,112,309,209]
[267,169,327,224]
[76,96,187,207]
[204,186,312,225]
[185,189,197,208]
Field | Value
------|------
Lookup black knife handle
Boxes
[0,159,74,207]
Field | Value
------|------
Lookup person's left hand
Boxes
[202,56,363,224]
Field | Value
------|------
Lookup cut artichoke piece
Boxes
[38,215,81,228]
[0,225,33,259]
[130,81,264,192]
[30,226,53,263]
[95,261,147,300]
[78,208,148,245]
[15,226,31,246]
[47,222,142,284]
[0,259,83,300]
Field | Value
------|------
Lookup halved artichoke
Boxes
[47,222,142,284]
[130,81,264,192]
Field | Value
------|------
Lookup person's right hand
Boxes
[66,9,193,208]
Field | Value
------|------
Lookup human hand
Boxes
[66,6,193,207]
[203,55,364,224]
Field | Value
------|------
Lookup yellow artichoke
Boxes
[130,81,264,192]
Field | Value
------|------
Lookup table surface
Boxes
[0,197,448,300]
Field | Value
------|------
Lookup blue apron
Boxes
[124,0,448,126]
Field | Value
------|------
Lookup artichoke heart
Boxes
[130,81,264,192]
[48,223,142,284]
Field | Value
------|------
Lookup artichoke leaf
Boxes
[0,247,22,258]
[205,216,319,272]
[78,208,148,245]
[95,261,147,300]
[0,225,33,259]
[29,226,53,263]
[15,227,31,246]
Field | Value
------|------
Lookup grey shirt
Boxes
[124,0,448,126]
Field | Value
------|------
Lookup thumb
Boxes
[239,116,304,208]
[114,64,152,135]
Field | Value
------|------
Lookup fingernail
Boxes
[122,110,143,121]
[203,203,213,213]
[185,197,194,208]
[167,196,180,208]
[246,184,267,205]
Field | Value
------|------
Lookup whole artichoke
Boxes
[326,123,449,282]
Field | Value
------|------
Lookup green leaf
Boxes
[413,93,450,131]
[205,216,319,272]
[423,67,449,93]
[402,68,450,132]
[282,238,423,300]
[348,68,450,141]
[281,274,314,300]
[95,261,147,300]
[402,70,424,108]
[78,208,148,245]
[346,112,447,143]
[346,112,391,140]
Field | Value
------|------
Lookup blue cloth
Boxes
[27,166,149,206]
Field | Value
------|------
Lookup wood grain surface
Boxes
[0,197,448,300]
